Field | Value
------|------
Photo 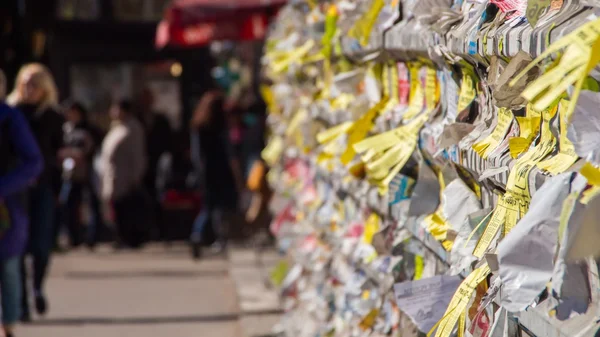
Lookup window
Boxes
[56,0,101,20]
[112,0,170,22]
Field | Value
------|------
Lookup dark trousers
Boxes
[22,182,55,315]
[59,181,104,246]
[113,188,151,248]
[190,206,223,244]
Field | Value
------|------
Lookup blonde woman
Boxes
[8,63,63,321]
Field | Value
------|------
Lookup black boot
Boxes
[35,293,48,315]
[190,241,202,260]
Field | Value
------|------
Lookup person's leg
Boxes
[19,257,28,322]
[54,180,71,250]
[112,197,128,249]
[86,183,104,248]
[65,182,83,247]
[1,257,22,335]
[189,208,208,259]
[132,188,151,248]
[190,209,209,243]
[21,183,44,321]
[113,191,141,248]
[210,208,228,253]
[30,183,55,315]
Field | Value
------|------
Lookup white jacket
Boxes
[100,117,146,200]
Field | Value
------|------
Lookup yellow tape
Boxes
[472,108,514,159]
[285,109,308,137]
[340,98,389,164]
[348,0,385,46]
[472,200,509,258]
[260,85,276,114]
[457,67,476,113]
[414,255,424,280]
[580,162,600,186]
[271,39,315,73]
[508,114,541,158]
[431,264,491,337]
[425,66,438,110]
[474,106,558,256]
[582,185,600,204]
[261,136,284,166]
[403,63,425,121]
[317,122,354,144]
[537,99,579,174]
[511,18,600,123]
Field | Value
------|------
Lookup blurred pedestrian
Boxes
[7,63,63,320]
[135,88,172,241]
[240,93,272,244]
[57,101,104,249]
[240,92,266,177]
[0,69,43,337]
[189,91,243,259]
[100,100,148,248]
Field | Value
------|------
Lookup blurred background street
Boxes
[0,1,280,336]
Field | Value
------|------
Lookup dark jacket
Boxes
[191,97,238,209]
[62,120,100,182]
[17,103,63,190]
[142,113,172,192]
[0,103,43,258]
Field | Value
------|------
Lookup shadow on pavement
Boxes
[26,309,284,326]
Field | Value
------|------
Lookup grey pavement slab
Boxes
[17,244,282,337]
[18,244,244,337]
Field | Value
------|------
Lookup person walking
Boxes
[189,91,243,259]
[7,63,63,320]
[0,69,43,337]
[100,100,147,248]
[135,88,172,241]
[58,101,104,249]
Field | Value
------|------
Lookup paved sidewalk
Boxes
[230,248,282,337]
[18,244,281,337]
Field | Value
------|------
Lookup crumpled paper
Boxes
[492,52,539,109]
[408,158,440,217]
[497,173,572,312]
[442,178,482,232]
[567,90,600,165]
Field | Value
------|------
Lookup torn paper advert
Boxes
[567,90,600,164]
[450,208,491,275]
[489,307,519,337]
[393,275,462,333]
[565,193,600,261]
[441,178,482,232]
[437,123,476,150]
[552,179,592,320]
[552,262,590,320]
[491,51,538,109]
[496,173,572,312]
[408,159,440,217]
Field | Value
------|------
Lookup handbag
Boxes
[247,160,266,192]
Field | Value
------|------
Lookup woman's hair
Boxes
[7,63,59,111]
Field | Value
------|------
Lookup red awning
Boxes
[156,0,285,48]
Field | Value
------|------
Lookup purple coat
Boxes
[0,103,43,258]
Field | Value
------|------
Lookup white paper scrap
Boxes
[497,173,572,312]
[393,275,462,333]
[567,90,600,164]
